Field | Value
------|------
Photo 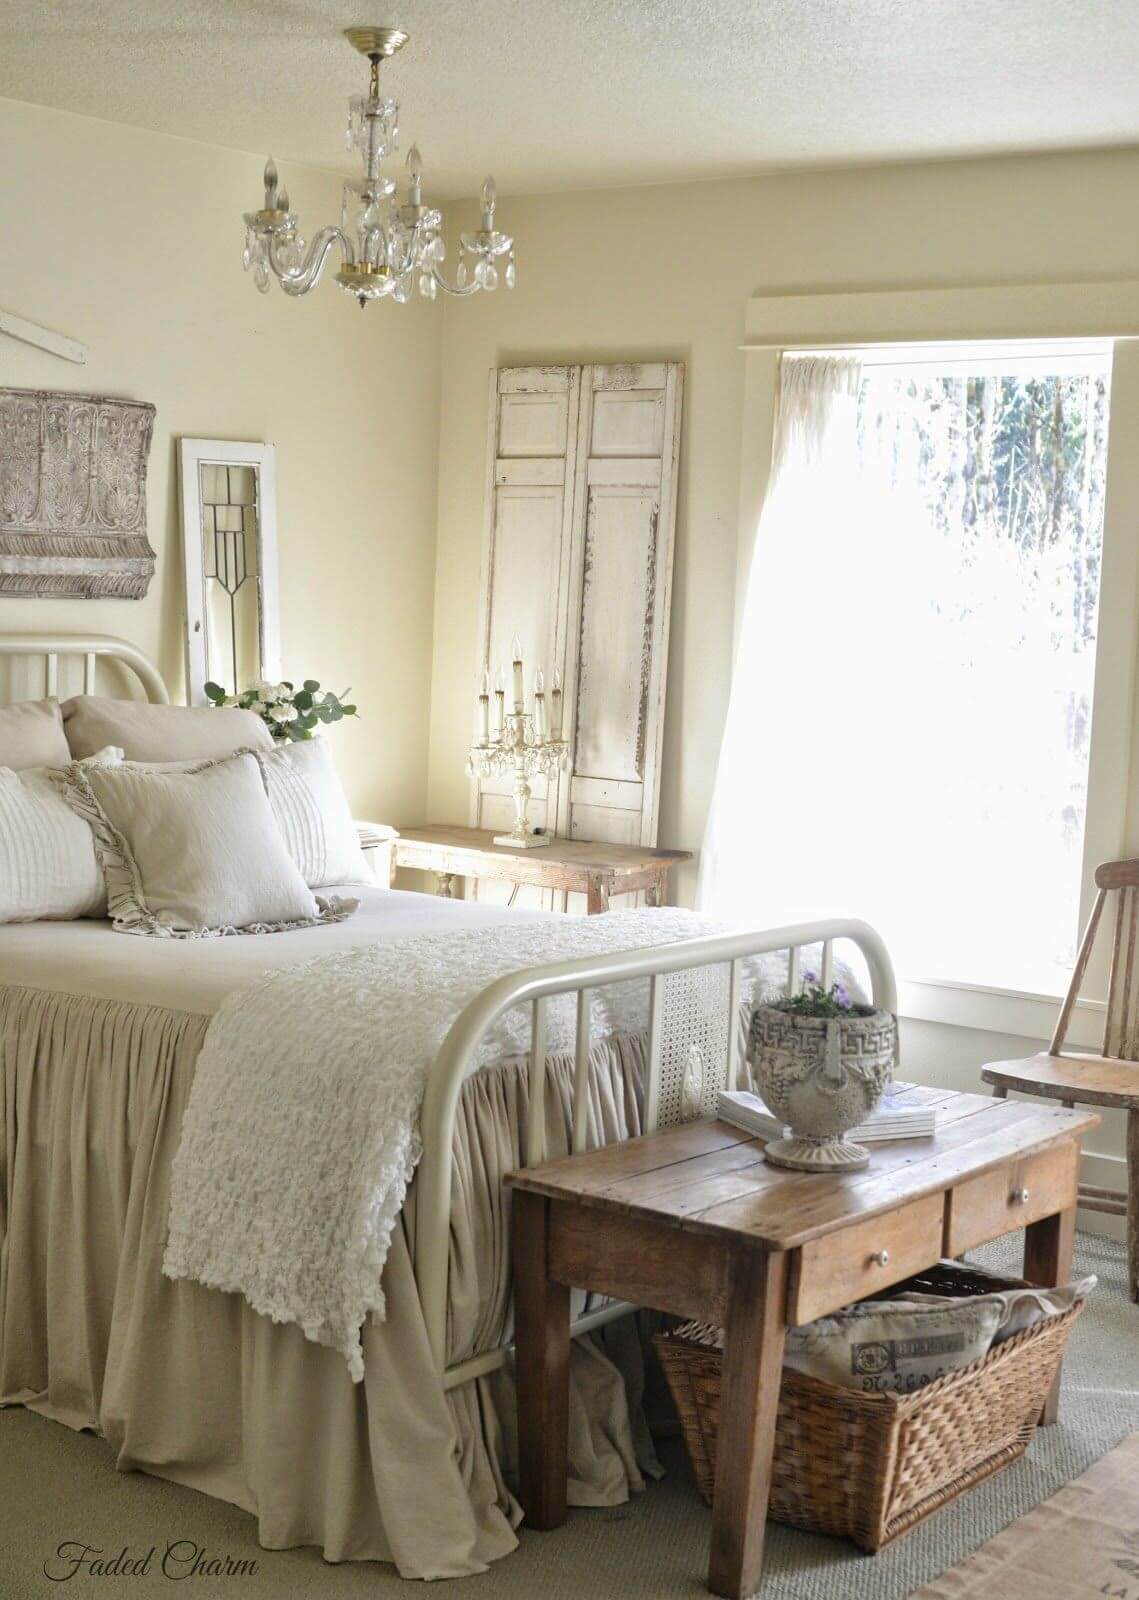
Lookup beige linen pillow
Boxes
[252,739,372,888]
[60,752,358,938]
[62,694,274,762]
[0,698,70,770]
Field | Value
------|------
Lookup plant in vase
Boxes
[747,971,897,1172]
[205,678,358,743]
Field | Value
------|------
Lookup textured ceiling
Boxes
[2,0,1138,197]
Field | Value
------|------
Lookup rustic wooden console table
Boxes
[507,1089,1096,1599]
[391,824,691,913]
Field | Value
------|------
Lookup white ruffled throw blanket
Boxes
[164,908,784,1379]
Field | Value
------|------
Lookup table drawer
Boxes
[944,1141,1078,1256]
[788,1192,945,1324]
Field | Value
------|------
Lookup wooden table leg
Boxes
[1023,1204,1076,1425]
[708,1248,789,1600]
[436,871,457,899]
[585,875,610,915]
[513,1190,571,1530]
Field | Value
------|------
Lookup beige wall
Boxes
[0,96,442,824]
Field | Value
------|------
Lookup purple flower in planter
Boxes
[834,982,852,1009]
[802,970,818,985]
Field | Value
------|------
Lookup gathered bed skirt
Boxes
[0,984,658,1578]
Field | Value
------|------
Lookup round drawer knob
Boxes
[872,1249,890,1267]
[1014,1187,1030,1206]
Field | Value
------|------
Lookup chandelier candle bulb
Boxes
[493,668,505,737]
[533,669,546,737]
[511,636,524,711]
[477,669,490,745]
[551,668,562,739]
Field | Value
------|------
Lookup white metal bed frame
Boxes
[2,632,898,1395]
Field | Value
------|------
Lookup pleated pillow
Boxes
[0,749,120,922]
[58,751,359,939]
[251,739,372,889]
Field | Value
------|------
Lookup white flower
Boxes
[254,678,278,698]
[269,703,299,724]
[273,683,293,701]
[248,700,266,716]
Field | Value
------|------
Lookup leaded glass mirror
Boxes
[178,438,280,704]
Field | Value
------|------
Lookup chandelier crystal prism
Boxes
[241,25,515,308]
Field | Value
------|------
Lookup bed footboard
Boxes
[417,917,897,1385]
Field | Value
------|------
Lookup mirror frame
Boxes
[178,437,281,705]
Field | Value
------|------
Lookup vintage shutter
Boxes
[473,360,682,865]
[471,365,581,837]
[556,362,683,847]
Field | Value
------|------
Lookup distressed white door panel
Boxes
[569,802,641,846]
[498,366,574,395]
[495,459,566,486]
[573,490,658,783]
[586,457,662,487]
[570,775,643,812]
[498,392,571,457]
[589,390,666,458]
[593,363,671,391]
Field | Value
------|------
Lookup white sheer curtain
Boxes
[698,354,869,925]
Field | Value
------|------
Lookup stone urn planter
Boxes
[747,993,897,1172]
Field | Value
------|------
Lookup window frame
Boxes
[736,295,1139,1034]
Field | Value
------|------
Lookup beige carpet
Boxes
[1,1231,1136,1600]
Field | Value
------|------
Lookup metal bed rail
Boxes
[416,917,897,1383]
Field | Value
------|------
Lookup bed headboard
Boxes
[0,632,169,705]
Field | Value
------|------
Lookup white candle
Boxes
[493,667,505,738]
[533,668,546,737]
[478,665,490,744]
[511,634,524,711]
[551,667,562,739]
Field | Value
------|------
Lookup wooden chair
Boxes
[984,858,1139,1301]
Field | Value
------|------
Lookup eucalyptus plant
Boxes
[204,678,358,742]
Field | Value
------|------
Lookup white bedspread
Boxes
[163,907,743,1379]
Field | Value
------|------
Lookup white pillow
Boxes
[0,757,109,923]
[58,752,359,939]
[251,739,371,889]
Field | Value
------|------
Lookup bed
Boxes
[0,632,897,1580]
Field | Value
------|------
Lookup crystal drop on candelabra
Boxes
[253,261,271,294]
[505,258,516,289]
[474,259,487,287]
[242,239,253,271]
[419,272,437,299]
[457,259,467,287]
[483,261,498,291]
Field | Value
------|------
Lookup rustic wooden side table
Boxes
[391,824,691,913]
[506,1089,1097,1599]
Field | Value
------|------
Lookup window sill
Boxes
[896,975,1103,1048]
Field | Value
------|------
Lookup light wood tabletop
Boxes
[392,824,692,912]
[506,1085,1098,1599]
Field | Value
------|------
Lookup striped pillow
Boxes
[252,739,372,890]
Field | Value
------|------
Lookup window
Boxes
[701,342,1112,997]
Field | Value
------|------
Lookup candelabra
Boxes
[467,657,569,848]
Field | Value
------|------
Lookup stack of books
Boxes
[716,1083,940,1144]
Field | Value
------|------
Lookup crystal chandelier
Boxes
[241,25,515,308]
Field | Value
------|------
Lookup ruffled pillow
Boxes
[58,751,358,939]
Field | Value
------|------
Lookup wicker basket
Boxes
[653,1262,1084,1552]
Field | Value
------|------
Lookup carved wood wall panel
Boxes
[473,362,683,858]
[0,388,157,598]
